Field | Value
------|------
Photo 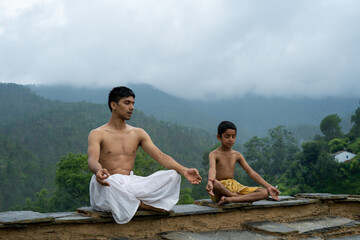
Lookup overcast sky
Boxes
[0,0,359,100]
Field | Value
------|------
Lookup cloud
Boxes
[0,0,359,100]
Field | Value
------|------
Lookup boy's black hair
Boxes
[217,121,237,136]
[108,86,135,112]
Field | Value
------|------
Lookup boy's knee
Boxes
[212,180,222,189]
[259,188,269,199]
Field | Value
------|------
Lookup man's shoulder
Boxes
[127,125,145,134]
[90,124,108,133]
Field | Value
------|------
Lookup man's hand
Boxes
[184,168,202,184]
[96,168,111,186]
[206,180,215,196]
[267,185,280,201]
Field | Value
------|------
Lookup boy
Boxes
[206,121,279,205]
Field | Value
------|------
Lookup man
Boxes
[88,86,202,224]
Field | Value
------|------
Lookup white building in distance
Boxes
[331,151,356,163]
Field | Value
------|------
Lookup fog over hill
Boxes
[29,84,359,143]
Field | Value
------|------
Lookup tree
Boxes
[299,141,323,187]
[178,188,194,204]
[349,104,360,139]
[268,126,299,175]
[244,126,299,178]
[133,148,165,176]
[53,153,93,211]
[243,136,270,175]
[311,152,342,193]
[346,138,360,154]
[328,138,349,153]
[339,158,360,194]
[25,188,53,213]
[320,114,343,141]
[301,141,322,165]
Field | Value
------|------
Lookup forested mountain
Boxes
[2,83,359,212]
[0,83,214,210]
[28,84,221,136]
[29,84,358,143]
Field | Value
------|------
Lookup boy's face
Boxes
[217,128,236,148]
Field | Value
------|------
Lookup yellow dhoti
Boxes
[210,179,260,202]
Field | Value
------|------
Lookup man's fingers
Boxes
[101,181,110,186]
[96,178,110,186]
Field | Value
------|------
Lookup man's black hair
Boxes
[217,121,237,136]
[108,86,135,112]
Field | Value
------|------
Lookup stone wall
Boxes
[0,193,359,240]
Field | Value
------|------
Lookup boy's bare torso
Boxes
[95,124,141,175]
[212,148,242,180]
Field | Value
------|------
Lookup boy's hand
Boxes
[184,168,202,184]
[267,186,280,200]
[206,180,215,196]
[96,168,111,186]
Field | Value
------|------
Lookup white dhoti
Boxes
[89,169,181,224]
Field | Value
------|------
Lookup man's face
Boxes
[113,96,135,120]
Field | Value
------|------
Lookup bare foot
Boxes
[218,196,227,206]
[138,201,167,212]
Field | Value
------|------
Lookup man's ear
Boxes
[110,101,117,111]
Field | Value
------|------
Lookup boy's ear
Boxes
[216,134,221,140]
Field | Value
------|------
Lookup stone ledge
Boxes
[295,193,349,200]
[0,194,353,227]
[0,211,54,225]
[194,195,319,211]
[159,216,360,240]
[0,193,359,240]
[159,230,279,240]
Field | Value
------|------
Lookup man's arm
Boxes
[87,130,110,186]
[206,151,217,196]
[138,128,201,184]
[237,153,280,200]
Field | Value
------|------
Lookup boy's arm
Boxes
[87,130,110,186]
[139,128,202,184]
[206,151,217,196]
[237,153,280,200]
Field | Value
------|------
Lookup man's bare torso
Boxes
[213,148,241,180]
[95,124,141,175]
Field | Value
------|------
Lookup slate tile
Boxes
[0,211,54,225]
[295,193,348,200]
[244,220,299,235]
[159,230,280,240]
[283,216,360,234]
[170,204,222,216]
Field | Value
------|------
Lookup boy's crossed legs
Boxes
[212,179,269,206]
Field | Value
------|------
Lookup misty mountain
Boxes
[29,84,359,142]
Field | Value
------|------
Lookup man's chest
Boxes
[101,134,140,156]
